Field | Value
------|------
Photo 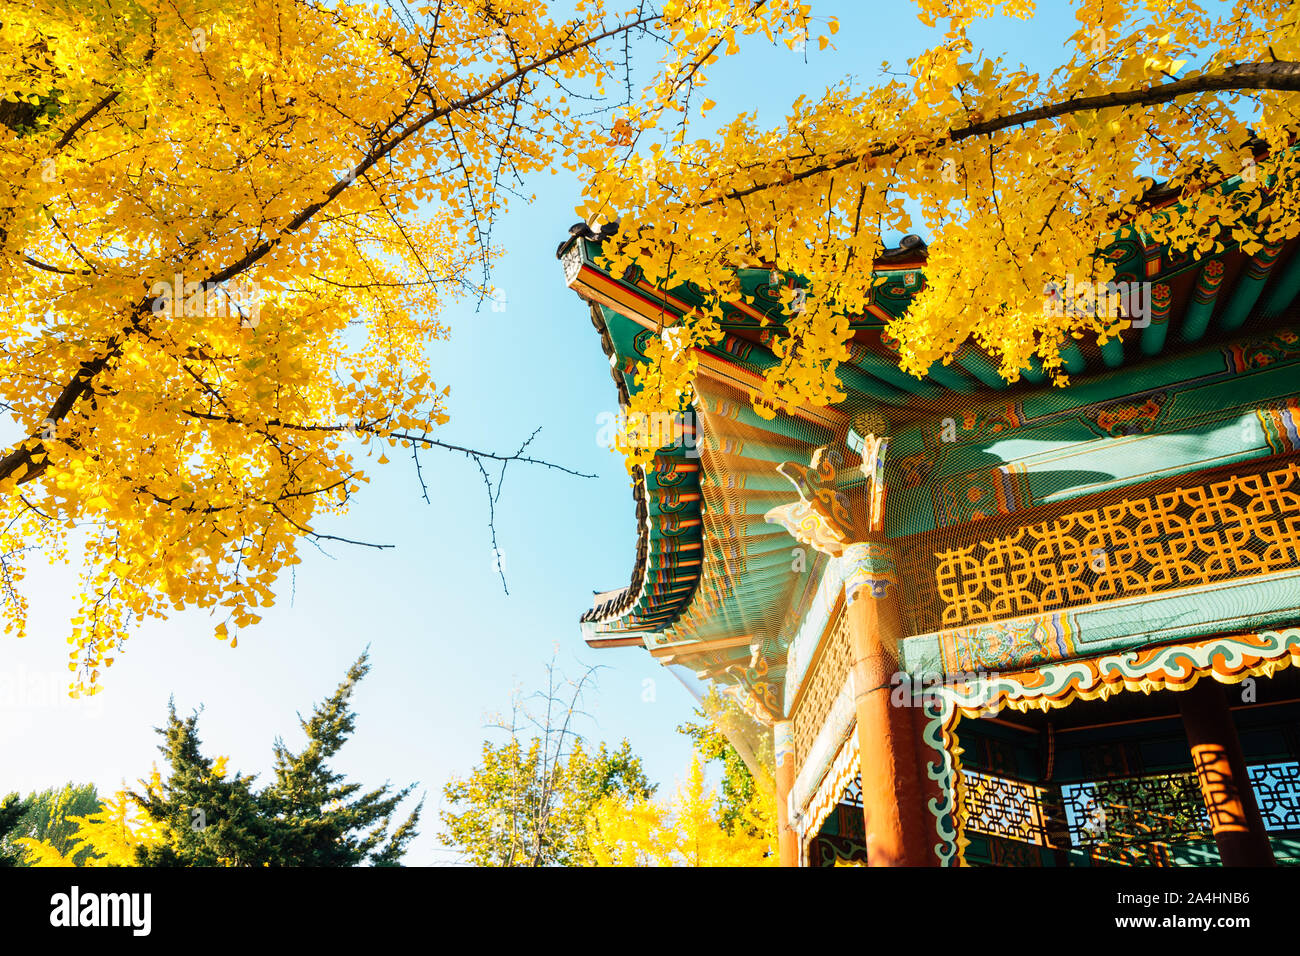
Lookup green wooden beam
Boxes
[1059,341,1087,374]
[1178,259,1226,344]
[706,333,909,405]
[1017,354,1047,384]
[845,344,948,399]
[922,359,978,393]
[1099,335,1125,368]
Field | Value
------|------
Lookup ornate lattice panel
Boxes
[1248,761,1300,831]
[1087,842,1177,867]
[1061,771,1211,847]
[961,770,1049,845]
[792,606,852,768]
[901,459,1300,633]
[962,762,1300,865]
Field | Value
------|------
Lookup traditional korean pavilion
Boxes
[559,164,1300,866]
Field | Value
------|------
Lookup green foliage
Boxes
[260,653,422,867]
[0,793,27,867]
[0,783,101,866]
[677,687,771,837]
[132,702,274,867]
[441,658,656,866]
[677,712,757,836]
[134,650,421,866]
[1082,772,1210,860]
[442,737,654,867]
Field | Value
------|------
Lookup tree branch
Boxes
[696,60,1300,207]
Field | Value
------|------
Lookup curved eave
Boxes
[566,142,1300,649]
[577,301,706,642]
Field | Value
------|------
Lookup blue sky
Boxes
[0,2,1089,865]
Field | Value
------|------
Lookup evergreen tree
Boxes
[133,651,420,866]
[133,703,270,866]
[260,653,421,867]
[0,793,27,867]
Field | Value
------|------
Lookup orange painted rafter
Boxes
[648,633,754,659]
[586,635,647,649]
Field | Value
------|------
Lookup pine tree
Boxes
[132,703,270,866]
[133,651,420,866]
[259,652,421,867]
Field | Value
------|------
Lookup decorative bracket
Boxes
[765,428,891,555]
[765,445,855,556]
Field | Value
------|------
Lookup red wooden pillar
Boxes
[774,720,799,867]
[845,542,933,866]
[1178,679,1275,866]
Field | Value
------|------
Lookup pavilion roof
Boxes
[562,160,1300,715]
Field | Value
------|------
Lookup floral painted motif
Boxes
[938,613,1077,673]
[1093,391,1167,436]
[933,463,1029,527]
[1226,329,1300,373]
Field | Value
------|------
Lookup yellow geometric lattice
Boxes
[921,460,1300,627]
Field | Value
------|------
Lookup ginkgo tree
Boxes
[587,752,777,867]
[579,0,1300,470]
[0,0,809,693]
[15,788,167,867]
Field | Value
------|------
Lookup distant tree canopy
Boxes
[677,687,773,837]
[17,651,421,866]
[440,659,655,866]
[0,793,26,866]
[442,662,781,867]
[0,782,101,866]
[442,736,655,867]
[586,752,777,867]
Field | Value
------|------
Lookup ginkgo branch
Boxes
[695,60,1300,207]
